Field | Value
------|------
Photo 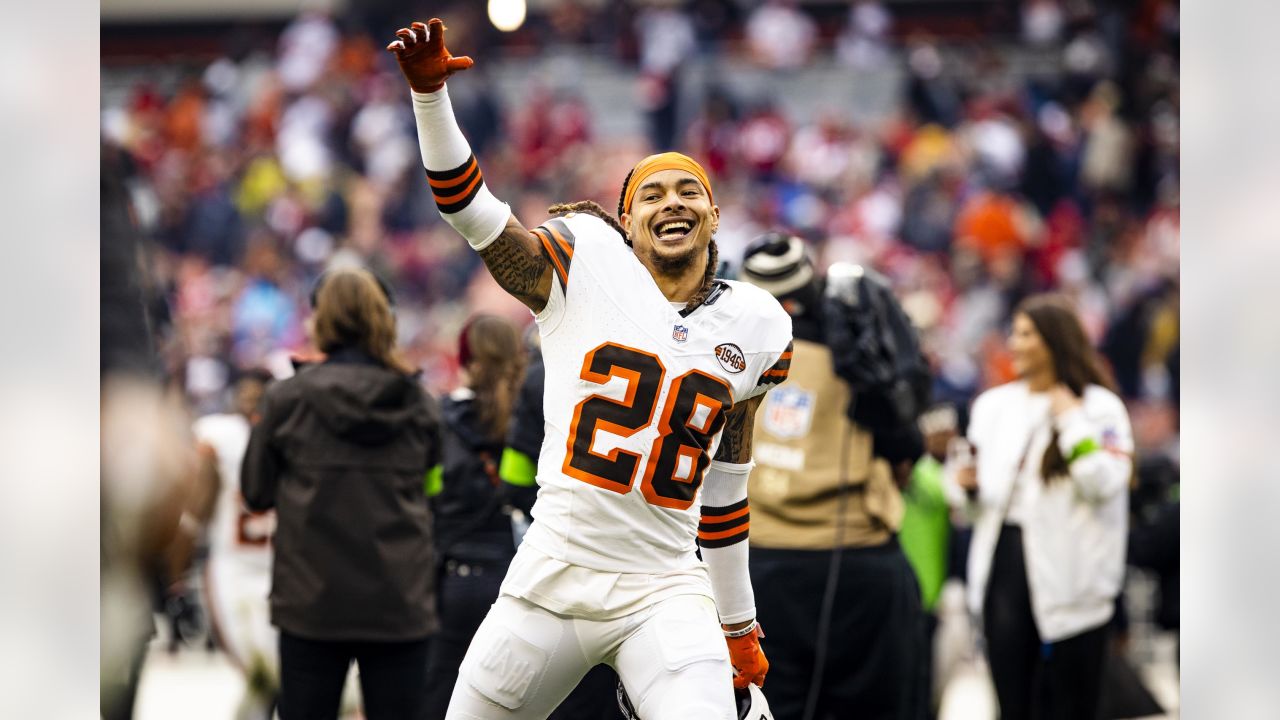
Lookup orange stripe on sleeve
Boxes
[432,170,484,205]
[533,229,568,287]
[427,157,479,189]
[546,225,575,261]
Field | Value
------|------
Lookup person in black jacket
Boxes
[423,314,527,718]
[241,267,442,720]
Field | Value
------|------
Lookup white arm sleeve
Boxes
[411,88,510,250]
[699,459,756,625]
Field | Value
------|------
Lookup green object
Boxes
[424,465,443,497]
[1067,437,1101,464]
[499,447,538,487]
[899,456,951,611]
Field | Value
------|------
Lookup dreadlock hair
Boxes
[546,200,628,243]
[545,166,721,313]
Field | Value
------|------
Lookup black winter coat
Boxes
[431,391,516,566]
[241,350,442,641]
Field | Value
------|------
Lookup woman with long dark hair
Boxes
[953,294,1134,720]
[422,314,527,719]
[241,267,441,719]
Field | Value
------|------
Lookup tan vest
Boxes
[749,338,903,549]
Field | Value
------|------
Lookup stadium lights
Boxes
[488,0,526,32]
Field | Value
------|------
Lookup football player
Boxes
[193,370,279,720]
[388,19,792,719]
[199,369,367,719]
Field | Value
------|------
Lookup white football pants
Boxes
[445,593,736,720]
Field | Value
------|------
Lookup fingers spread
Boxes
[386,40,404,52]
[395,27,418,49]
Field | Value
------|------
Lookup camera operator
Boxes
[739,233,929,720]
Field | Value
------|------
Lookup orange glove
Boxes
[385,18,475,93]
[724,621,769,689]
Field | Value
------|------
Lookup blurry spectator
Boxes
[1019,103,1076,216]
[350,74,418,187]
[181,151,247,264]
[512,88,592,187]
[1062,23,1115,101]
[745,0,817,70]
[232,233,301,369]
[277,91,337,184]
[740,234,929,720]
[836,1,894,70]
[423,315,527,718]
[164,78,207,152]
[277,9,340,93]
[900,166,962,255]
[952,294,1133,720]
[905,42,962,128]
[690,0,740,54]
[1021,0,1065,47]
[683,88,740,178]
[241,268,442,719]
[1101,280,1178,400]
[634,1,696,151]
[635,2,696,77]
[1080,82,1134,197]
[738,103,791,182]
[900,403,958,714]
[964,105,1027,190]
[787,114,857,193]
[1128,495,1179,653]
[953,189,1038,271]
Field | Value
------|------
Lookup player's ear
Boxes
[620,211,632,233]
[709,205,720,235]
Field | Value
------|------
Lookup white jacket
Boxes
[964,381,1133,642]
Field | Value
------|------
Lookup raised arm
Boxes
[479,217,554,312]
[388,19,553,312]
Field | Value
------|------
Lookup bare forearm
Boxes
[714,395,761,463]
[478,217,553,312]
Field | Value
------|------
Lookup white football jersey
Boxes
[193,413,274,571]
[520,212,793,575]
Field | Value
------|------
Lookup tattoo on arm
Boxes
[714,395,762,463]
[477,216,554,313]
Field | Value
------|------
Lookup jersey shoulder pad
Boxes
[719,280,793,345]
[716,281,794,395]
[531,212,624,290]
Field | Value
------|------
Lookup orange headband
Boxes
[622,152,715,216]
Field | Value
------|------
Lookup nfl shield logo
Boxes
[762,386,815,439]
[672,325,689,343]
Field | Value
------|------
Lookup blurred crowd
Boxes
[100,0,1179,462]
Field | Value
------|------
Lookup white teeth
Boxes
[657,221,692,235]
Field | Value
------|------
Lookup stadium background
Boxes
[101,0,1179,717]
